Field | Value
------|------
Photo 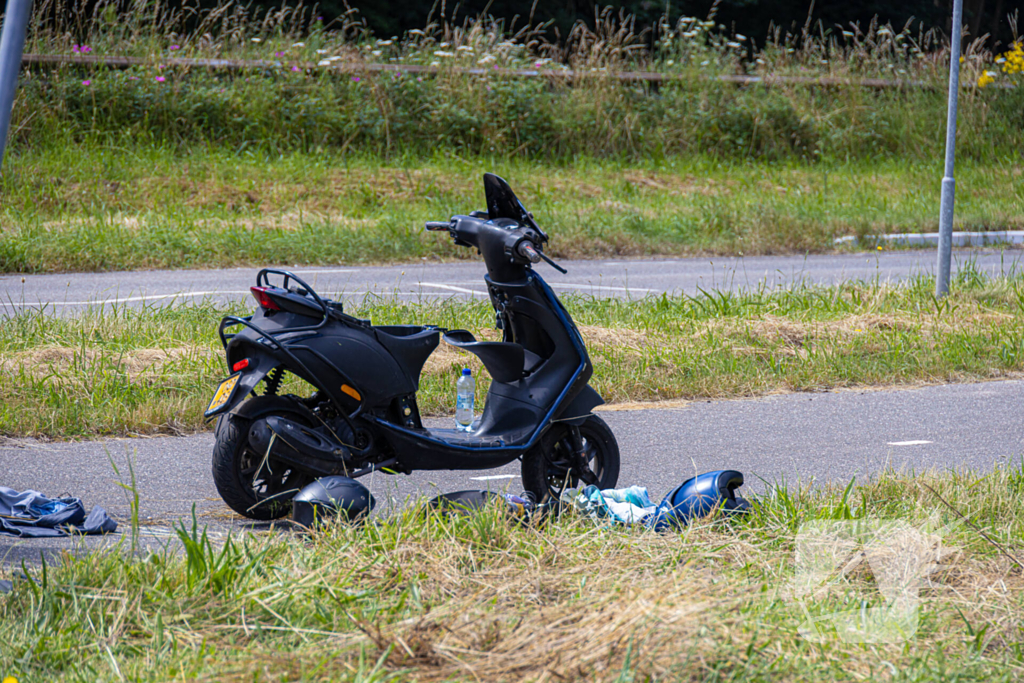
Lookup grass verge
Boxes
[3,268,1024,438]
[1,149,1023,273]
[2,466,1024,681]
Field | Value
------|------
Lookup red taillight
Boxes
[232,359,250,372]
[250,286,281,311]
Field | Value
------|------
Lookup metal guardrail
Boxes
[21,52,948,88]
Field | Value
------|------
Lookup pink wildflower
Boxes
[291,66,300,72]
[352,76,360,82]
[82,80,91,86]
[156,76,166,82]
[170,45,180,50]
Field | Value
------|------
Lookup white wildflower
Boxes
[317,59,331,66]
[439,42,450,48]
[376,39,393,46]
[408,29,424,36]
[429,60,440,66]
[735,33,746,41]
[292,42,305,47]
[372,50,382,56]
[456,45,473,52]
[251,37,261,42]
[433,50,455,57]
[701,60,710,65]
[842,31,853,38]
[726,41,741,48]
[665,59,674,66]
[477,54,496,64]
[316,49,328,54]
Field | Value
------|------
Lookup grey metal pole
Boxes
[0,0,33,174]
[935,0,963,297]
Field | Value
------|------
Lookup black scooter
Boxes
[206,173,620,519]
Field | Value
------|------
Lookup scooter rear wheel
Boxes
[521,415,620,505]
[211,396,316,520]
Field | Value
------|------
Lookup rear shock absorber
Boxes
[263,367,284,396]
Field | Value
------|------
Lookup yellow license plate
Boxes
[205,373,241,416]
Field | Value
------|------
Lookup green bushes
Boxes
[12,66,1023,163]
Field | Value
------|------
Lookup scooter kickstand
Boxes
[568,426,598,486]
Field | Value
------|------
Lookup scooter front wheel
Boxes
[211,396,317,520]
[521,415,620,505]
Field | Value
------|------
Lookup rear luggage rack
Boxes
[218,268,366,350]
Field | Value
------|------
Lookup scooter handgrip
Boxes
[424,221,451,231]
[518,242,542,263]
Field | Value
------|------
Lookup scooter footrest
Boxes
[425,428,506,448]
[442,330,524,383]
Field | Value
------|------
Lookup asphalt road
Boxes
[3,249,1022,313]
[3,379,1022,565]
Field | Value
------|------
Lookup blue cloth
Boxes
[571,485,659,524]
[570,472,750,530]
[0,486,117,538]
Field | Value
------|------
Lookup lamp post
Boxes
[935,0,964,297]
[0,0,33,174]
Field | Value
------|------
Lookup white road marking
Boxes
[290,269,357,274]
[418,282,488,296]
[1,289,397,308]
[887,440,933,446]
[469,474,519,481]
[546,282,656,294]
[2,290,252,307]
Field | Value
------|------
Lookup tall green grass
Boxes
[7,1,1024,163]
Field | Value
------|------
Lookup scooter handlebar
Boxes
[424,221,451,232]
[517,241,542,264]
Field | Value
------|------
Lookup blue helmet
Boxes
[292,476,375,527]
[647,470,750,530]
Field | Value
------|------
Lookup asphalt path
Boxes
[3,249,1023,313]
[3,379,1022,565]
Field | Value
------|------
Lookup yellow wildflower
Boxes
[1001,42,1024,75]
[978,71,996,87]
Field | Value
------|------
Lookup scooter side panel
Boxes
[297,330,415,407]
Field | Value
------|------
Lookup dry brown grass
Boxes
[1,345,212,380]
[225,510,1023,681]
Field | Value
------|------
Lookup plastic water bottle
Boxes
[455,368,475,431]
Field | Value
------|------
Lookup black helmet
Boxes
[292,476,375,527]
[427,490,534,519]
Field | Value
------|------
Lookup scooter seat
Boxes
[375,325,441,384]
[442,330,525,383]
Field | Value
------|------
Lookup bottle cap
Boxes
[462,368,471,375]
